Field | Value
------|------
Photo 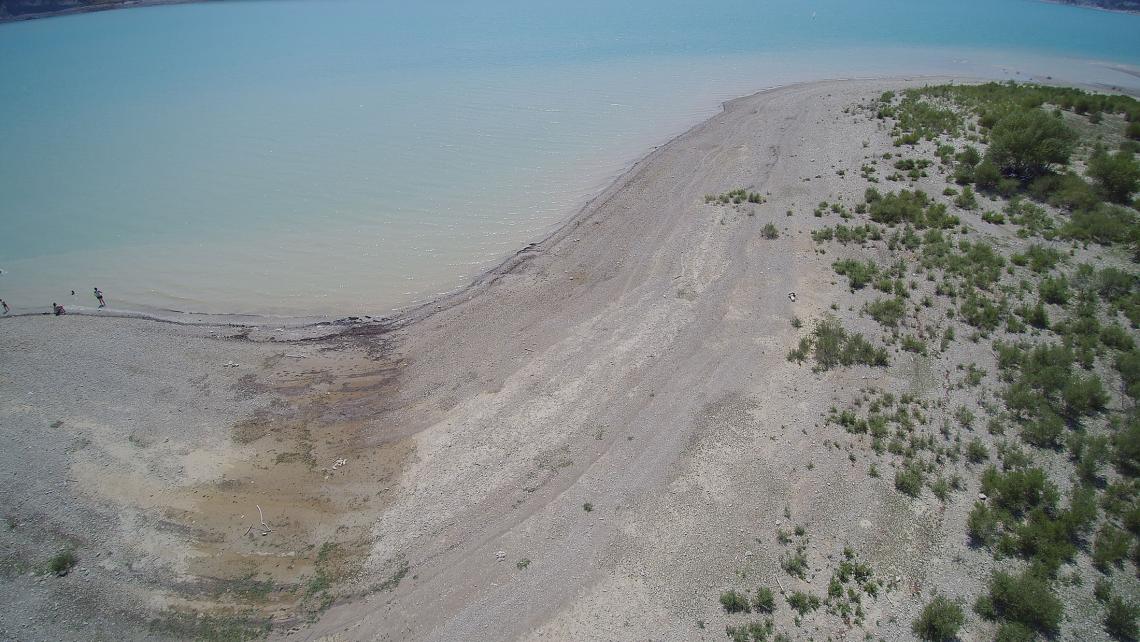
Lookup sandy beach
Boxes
[0,76,1129,641]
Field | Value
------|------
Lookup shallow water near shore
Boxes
[1,0,1139,317]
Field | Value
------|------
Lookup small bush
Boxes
[1062,203,1137,246]
[761,223,779,239]
[912,596,965,642]
[987,569,1063,634]
[895,462,925,497]
[1038,276,1070,305]
[981,466,1058,516]
[781,551,809,579]
[967,439,989,463]
[720,589,751,613]
[967,502,1000,547]
[1095,577,1114,602]
[725,621,772,642]
[995,622,1036,642]
[1093,524,1132,572]
[786,591,821,615]
[901,335,928,355]
[987,109,1077,180]
[1088,148,1140,204]
[954,185,978,210]
[753,587,775,613]
[48,550,77,576]
[792,316,889,371]
[833,258,878,290]
[864,297,906,328]
[1105,596,1139,641]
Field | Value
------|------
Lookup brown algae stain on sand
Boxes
[75,348,417,619]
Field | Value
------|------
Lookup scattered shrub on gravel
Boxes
[864,297,906,328]
[725,620,772,642]
[833,258,879,290]
[912,595,965,642]
[967,438,990,463]
[752,587,776,613]
[788,316,889,371]
[1105,596,1139,642]
[995,621,1036,642]
[719,589,751,613]
[785,591,821,616]
[986,569,1063,634]
[1088,148,1140,204]
[48,550,77,576]
[894,461,925,497]
[1093,524,1132,572]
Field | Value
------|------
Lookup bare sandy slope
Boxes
[302,77,984,642]
[1,77,990,641]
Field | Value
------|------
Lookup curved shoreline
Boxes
[0,74,988,336]
[3,73,1136,641]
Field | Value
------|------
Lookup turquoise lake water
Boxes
[1,0,1139,316]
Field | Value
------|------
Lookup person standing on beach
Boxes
[1,299,8,315]
[52,302,65,316]
[94,287,105,308]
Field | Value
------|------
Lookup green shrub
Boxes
[868,190,929,226]
[1105,596,1139,641]
[1118,352,1140,401]
[959,292,1005,331]
[987,109,1077,180]
[995,622,1036,642]
[1098,268,1137,304]
[781,551,808,579]
[981,466,1058,516]
[785,591,821,615]
[1096,577,1114,602]
[987,569,1063,634]
[912,596,965,642]
[955,185,979,210]
[864,297,906,328]
[1038,276,1070,305]
[1031,171,1100,211]
[957,146,982,166]
[1018,301,1049,330]
[968,502,1000,546]
[967,439,989,463]
[792,316,889,371]
[1093,524,1132,572]
[895,461,925,497]
[1023,244,1064,273]
[1062,203,1138,246]
[48,550,77,576]
[833,259,878,290]
[1021,410,1062,449]
[1063,375,1108,418]
[725,620,772,642]
[1088,149,1140,203]
[901,334,928,355]
[720,589,751,613]
[974,160,1002,190]
[753,587,775,613]
[761,223,779,239]
[1101,324,1135,351]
